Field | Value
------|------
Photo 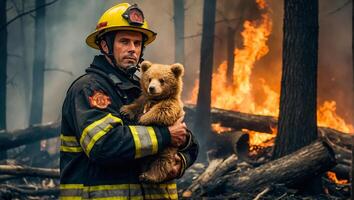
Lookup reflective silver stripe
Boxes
[60,135,83,152]
[60,184,83,198]
[60,188,83,197]
[60,135,80,147]
[129,126,158,158]
[61,140,79,147]
[83,184,143,199]
[87,189,142,198]
[80,114,122,155]
[135,126,153,157]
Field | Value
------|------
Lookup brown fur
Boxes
[120,61,184,183]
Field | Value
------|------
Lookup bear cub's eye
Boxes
[159,79,165,85]
[149,78,152,82]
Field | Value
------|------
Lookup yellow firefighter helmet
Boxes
[86,3,157,49]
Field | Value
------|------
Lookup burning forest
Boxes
[0,0,353,199]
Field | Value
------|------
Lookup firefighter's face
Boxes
[102,31,143,69]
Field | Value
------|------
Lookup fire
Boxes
[247,126,277,147]
[188,0,353,147]
[317,101,354,133]
[326,171,348,185]
[211,123,232,134]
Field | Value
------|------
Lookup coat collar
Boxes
[88,55,141,90]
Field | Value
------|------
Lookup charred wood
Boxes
[0,184,58,197]
[0,175,19,182]
[185,104,277,133]
[0,165,59,178]
[182,154,238,197]
[185,105,352,163]
[200,141,336,196]
[0,122,60,152]
[185,105,352,145]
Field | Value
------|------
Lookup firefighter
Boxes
[59,3,198,200]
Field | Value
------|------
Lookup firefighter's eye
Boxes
[159,79,164,84]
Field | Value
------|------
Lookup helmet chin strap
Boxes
[98,32,145,79]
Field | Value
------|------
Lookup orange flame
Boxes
[211,123,232,134]
[188,0,353,147]
[327,171,348,185]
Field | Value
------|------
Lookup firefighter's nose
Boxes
[148,86,155,94]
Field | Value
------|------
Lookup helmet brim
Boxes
[86,26,157,50]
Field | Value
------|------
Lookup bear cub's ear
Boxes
[141,61,152,73]
[171,63,184,78]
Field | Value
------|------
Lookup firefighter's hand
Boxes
[166,154,182,180]
[168,117,187,147]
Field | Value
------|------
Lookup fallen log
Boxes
[200,140,336,197]
[0,184,59,197]
[185,104,352,165]
[0,165,59,178]
[185,104,277,133]
[185,105,353,145]
[233,132,350,177]
[0,175,19,182]
[182,154,238,197]
[0,122,60,152]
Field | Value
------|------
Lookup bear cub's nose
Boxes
[148,86,156,94]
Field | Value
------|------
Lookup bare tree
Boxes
[30,0,46,126]
[351,0,353,196]
[174,0,185,65]
[0,0,7,161]
[193,0,217,159]
[28,0,47,156]
[272,0,321,193]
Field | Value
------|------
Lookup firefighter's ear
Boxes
[171,63,184,78]
[141,61,152,73]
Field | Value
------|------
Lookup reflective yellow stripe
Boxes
[60,184,84,189]
[86,124,113,154]
[145,193,178,200]
[60,197,82,200]
[84,184,138,191]
[80,113,123,156]
[60,183,177,200]
[129,126,142,158]
[60,134,77,142]
[147,127,158,154]
[60,146,83,152]
[85,197,143,200]
[144,183,177,189]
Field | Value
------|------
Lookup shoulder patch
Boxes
[89,91,111,109]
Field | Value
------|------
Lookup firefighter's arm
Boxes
[66,84,171,165]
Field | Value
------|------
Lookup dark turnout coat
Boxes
[59,55,198,200]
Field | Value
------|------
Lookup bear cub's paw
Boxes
[120,105,136,120]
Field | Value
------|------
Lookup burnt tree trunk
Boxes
[226,27,235,83]
[0,0,7,161]
[273,0,320,193]
[174,0,185,65]
[29,0,46,156]
[351,0,353,196]
[202,141,336,197]
[30,0,46,126]
[193,0,216,160]
[19,0,30,120]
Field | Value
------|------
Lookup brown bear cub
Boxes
[120,60,184,183]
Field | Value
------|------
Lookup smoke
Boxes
[5,0,353,131]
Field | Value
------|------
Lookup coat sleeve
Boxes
[63,80,171,165]
[176,129,199,178]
